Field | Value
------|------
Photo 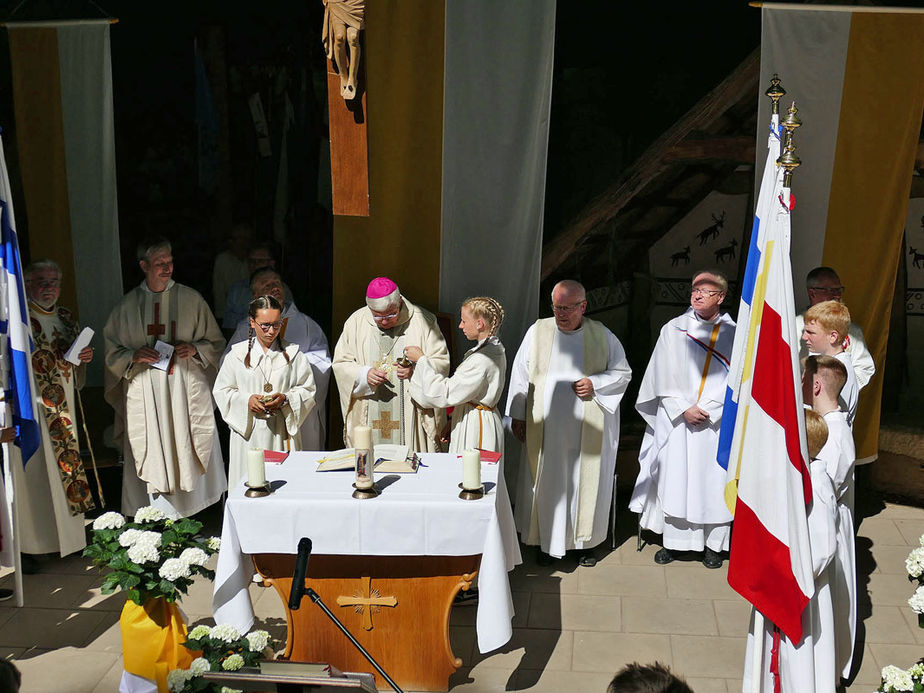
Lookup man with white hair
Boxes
[104,237,227,518]
[506,279,632,567]
[332,277,449,450]
[224,267,331,449]
[13,260,95,572]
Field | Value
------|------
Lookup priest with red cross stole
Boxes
[630,270,736,569]
[104,237,227,518]
[332,277,449,450]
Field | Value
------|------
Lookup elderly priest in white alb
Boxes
[332,277,449,450]
[630,270,735,569]
[104,237,227,518]
[506,280,632,567]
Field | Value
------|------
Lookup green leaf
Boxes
[126,589,143,605]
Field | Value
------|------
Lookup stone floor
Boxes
[1,496,922,693]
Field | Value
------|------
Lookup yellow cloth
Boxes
[121,598,195,693]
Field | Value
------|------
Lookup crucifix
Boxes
[371,411,400,441]
[321,0,369,216]
[335,576,397,631]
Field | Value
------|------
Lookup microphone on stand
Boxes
[288,537,312,610]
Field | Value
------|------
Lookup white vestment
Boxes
[832,351,858,428]
[796,314,874,390]
[332,297,449,451]
[214,339,316,488]
[506,318,631,558]
[819,408,857,680]
[104,280,227,518]
[630,308,735,552]
[409,335,521,568]
[14,304,88,556]
[225,301,331,450]
[742,458,839,693]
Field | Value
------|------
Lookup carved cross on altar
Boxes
[335,576,397,631]
[371,411,400,441]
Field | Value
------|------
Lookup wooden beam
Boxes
[664,135,755,164]
[541,48,760,280]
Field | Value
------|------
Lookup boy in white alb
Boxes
[804,354,857,683]
[801,300,858,427]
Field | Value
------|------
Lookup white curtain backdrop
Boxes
[439,0,556,361]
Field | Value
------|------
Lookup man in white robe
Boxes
[506,280,631,566]
[13,260,94,571]
[332,277,449,451]
[804,354,857,682]
[630,271,735,569]
[224,268,330,450]
[104,237,227,518]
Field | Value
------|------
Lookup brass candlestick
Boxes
[458,482,485,501]
[244,481,271,498]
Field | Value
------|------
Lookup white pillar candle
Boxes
[462,449,481,491]
[247,447,266,488]
[353,426,374,489]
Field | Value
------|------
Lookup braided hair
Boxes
[462,296,505,337]
[245,294,289,368]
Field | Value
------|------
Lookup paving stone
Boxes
[572,632,671,673]
[623,596,717,635]
[671,634,746,679]
[14,646,119,693]
[528,592,621,632]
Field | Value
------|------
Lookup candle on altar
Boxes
[354,425,374,489]
[462,449,481,491]
[247,447,266,488]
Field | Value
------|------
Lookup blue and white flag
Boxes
[0,129,39,463]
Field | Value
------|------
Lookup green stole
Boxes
[526,317,608,544]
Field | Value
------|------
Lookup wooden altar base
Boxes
[254,554,481,692]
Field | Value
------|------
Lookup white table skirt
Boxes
[211,452,521,653]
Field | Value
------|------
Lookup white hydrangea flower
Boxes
[92,512,125,531]
[245,630,269,652]
[210,624,241,643]
[127,541,160,564]
[220,688,243,693]
[908,586,924,615]
[187,624,211,640]
[906,547,924,579]
[207,537,221,551]
[919,533,924,548]
[189,657,211,675]
[135,531,163,548]
[118,529,145,547]
[883,664,914,691]
[166,668,191,692]
[159,558,192,581]
[134,506,167,523]
[222,654,245,671]
[910,662,924,678]
[180,547,209,567]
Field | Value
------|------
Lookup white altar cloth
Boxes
[211,452,519,654]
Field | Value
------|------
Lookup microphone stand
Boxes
[303,587,404,693]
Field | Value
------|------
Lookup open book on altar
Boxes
[315,444,420,473]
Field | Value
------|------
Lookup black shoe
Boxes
[0,588,12,602]
[654,547,676,565]
[578,552,597,567]
[20,554,40,575]
[536,550,554,567]
[703,547,723,569]
[454,587,479,606]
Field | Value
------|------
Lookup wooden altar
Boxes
[255,553,481,692]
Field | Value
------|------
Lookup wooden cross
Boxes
[147,302,166,340]
[371,411,400,441]
[326,44,369,215]
[335,576,397,631]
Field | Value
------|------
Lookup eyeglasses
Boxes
[256,321,283,332]
[691,288,722,297]
[551,301,586,314]
[372,312,399,322]
[809,286,844,296]
[29,279,60,288]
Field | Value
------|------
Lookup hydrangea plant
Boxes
[167,624,272,693]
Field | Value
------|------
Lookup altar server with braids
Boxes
[214,295,317,487]
[404,297,505,454]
